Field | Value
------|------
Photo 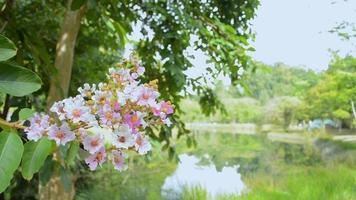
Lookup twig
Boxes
[0,118,26,129]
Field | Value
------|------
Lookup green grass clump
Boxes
[180,166,356,200]
[181,185,208,200]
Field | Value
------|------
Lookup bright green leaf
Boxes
[0,62,42,96]
[65,141,79,165]
[0,131,24,193]
[21,138,53,180]
[0,34,17,61]
[19,108,35,120]
[60,166,72,192]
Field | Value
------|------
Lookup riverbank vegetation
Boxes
[181,55,356,132]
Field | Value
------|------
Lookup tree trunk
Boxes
[41,1,85,200]
[46,2,86,107]
[39,170,76,200]
[351,100,356,120]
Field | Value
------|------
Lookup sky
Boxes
[251,0,356,71]
[125,0,356,84]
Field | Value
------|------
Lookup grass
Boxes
[181,185,208,200]
[180,165,356,200]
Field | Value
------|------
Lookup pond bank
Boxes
[186,122,356,144]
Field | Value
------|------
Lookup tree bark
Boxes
[40,1,85,200]
[351,100,356,120]
[46,3,86,108]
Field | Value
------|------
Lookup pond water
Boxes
[161,154,245,198]
[75,132,356,200]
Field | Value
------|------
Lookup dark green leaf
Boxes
[0,62,42,96]
[71,0,87,10]
[0,131,24,192]
[39,156,54,186]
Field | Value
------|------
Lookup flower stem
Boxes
[0,118,26,130]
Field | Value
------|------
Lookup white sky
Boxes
[251,0,356,71]
[125,0,356,84]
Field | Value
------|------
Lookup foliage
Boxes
[180,97,263,124]
[21,138,54,180]
[241,62,319,103]
[304,55,356,126]
[0,36,43,193]
[0,35,42,97]
[264,96,301,131]
[0,131,24,192]
[0,6,261,193]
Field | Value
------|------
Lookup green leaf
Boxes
[60,166,72,192]
[71,0,87,10]
[0,62,42,96]
[0,131,24,193]
[19,108,35,120]
[65,141,79,165]
[21,138,53,180]
[0,34,17,61]
[39,156,55,186]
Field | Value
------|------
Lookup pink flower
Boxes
[131,66,145,79]
[78,83,96,97]
[93,90,112,105]
[136,66,145,76]
[113,102,121,112]
[50,101,66,120]
[109,68,132,83]
[48,122,75,146]
[124,111,145,129]
[117,82,140,105]
[112,125,135,149]
[111,150,127,172]
[162,118,172,127]
[98,103,121,126]
[153,101,174,116]
[137,86,159,107]
[85,147,106,171]
[83,134,104,154]
[25,125,45,141]
[63,96,96,124]
[25,113,50,141]
[29,113,50,128]
[135,133,151,155]
[77,128,87,141]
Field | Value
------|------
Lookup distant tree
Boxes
[305,55,356,128]
[231,62,320,103]
[264,96,302,131]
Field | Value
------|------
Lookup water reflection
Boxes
[75,132,356,200]
[161,154,245,199]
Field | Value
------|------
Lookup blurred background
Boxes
[0,0,355,199]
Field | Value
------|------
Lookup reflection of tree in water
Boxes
[278,143,322,166]
[184,133,266,172]
[185,133,325,176]
[76,152,177,200]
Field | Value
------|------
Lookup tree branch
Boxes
[0,118,26,129]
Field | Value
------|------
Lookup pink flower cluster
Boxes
[24,58,174,171]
